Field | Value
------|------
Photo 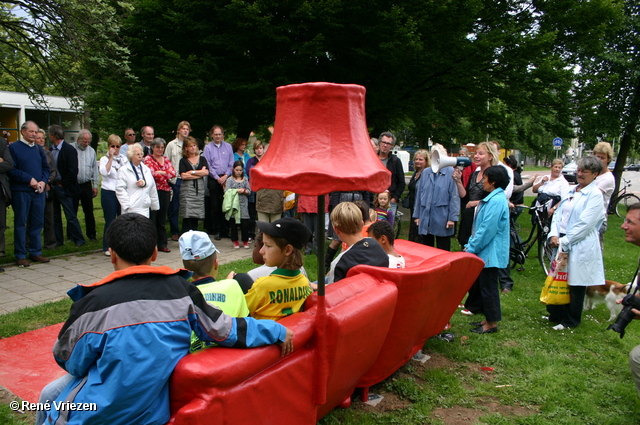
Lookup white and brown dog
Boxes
[584,280,636,321]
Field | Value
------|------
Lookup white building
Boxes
[0,91,85,142]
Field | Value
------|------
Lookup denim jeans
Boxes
[101,189,120,252]
[12,190,45,259]
[36,373,74,425]
[51,185,85,245]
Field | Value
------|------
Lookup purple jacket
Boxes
[203,141,234,179]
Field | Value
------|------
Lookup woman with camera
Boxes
[547,156,605,330]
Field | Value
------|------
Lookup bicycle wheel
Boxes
[538,230,554,275]
[615,194,640,218]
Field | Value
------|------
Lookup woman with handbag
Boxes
[547,156,605,330]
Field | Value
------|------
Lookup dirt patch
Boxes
[0,386,36,424]
[433,397,536,425]
[354,390,412,412]
[356,353,538,424]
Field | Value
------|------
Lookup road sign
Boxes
[552,137,563,147]
[553,146,562,150]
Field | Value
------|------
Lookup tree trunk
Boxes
[611,71,640,212]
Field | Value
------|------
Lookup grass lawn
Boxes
[3,197,640,424]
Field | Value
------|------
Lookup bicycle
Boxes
[608,178,640,218]
[509,202,554,275]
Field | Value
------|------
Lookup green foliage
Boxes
[0,0,132,104]
[88,0,579,147]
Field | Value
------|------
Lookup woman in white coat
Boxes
[547,156,605,330]
[116,144,159,218]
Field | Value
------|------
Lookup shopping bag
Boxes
[540,247,570,305]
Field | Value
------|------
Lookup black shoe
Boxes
[470,326,498,334]
[470,321,485,327]
[213,233,221,241]
[89,237,98,242]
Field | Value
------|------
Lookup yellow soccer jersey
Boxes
[245,268,312,321]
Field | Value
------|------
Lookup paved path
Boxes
[0,237,253,315]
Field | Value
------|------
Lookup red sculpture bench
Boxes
[168,240,483,424]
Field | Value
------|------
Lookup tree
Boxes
[0,1,132,106]
[89,0,602,149]
[537,0,639,197]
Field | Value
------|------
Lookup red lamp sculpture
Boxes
[250,82,390,197]
[250,82,391,404]
[251,82,390,292]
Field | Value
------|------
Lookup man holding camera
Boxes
[621,202,640,395]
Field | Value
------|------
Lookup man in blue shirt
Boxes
[203,125,234,240]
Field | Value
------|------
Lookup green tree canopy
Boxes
[0,0,132,106]
[89,0,583,149]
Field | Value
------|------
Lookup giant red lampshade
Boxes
[250,82,390,195]
[251,82,391,406]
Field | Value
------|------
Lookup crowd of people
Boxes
[22,117,640,422]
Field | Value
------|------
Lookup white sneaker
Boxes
[542,316,550,321]
[104,251,110,257]
[461,309,473,316]
[552,324,566,331]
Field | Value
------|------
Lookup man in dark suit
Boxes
[0,135,13,261]
[48,125,85,247]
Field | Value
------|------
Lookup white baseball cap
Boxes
[179,231,219,261]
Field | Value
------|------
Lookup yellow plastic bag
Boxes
[540,249,570,305]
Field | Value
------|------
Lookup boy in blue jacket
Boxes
[36,213,293,425]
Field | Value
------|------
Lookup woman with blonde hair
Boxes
[99,134,127,255]
[593,141,616,241]
[406,149,428,242]
[453,141,499,248]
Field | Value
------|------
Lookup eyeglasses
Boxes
[213,133,223,136]
[110,145,120,148]
[126,133,135,137]
[380,141,393,146]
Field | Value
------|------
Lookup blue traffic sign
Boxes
[552,137,563,146]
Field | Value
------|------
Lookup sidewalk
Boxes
[0,237,253,315]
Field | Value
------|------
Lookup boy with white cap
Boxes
[180,230,249,318]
